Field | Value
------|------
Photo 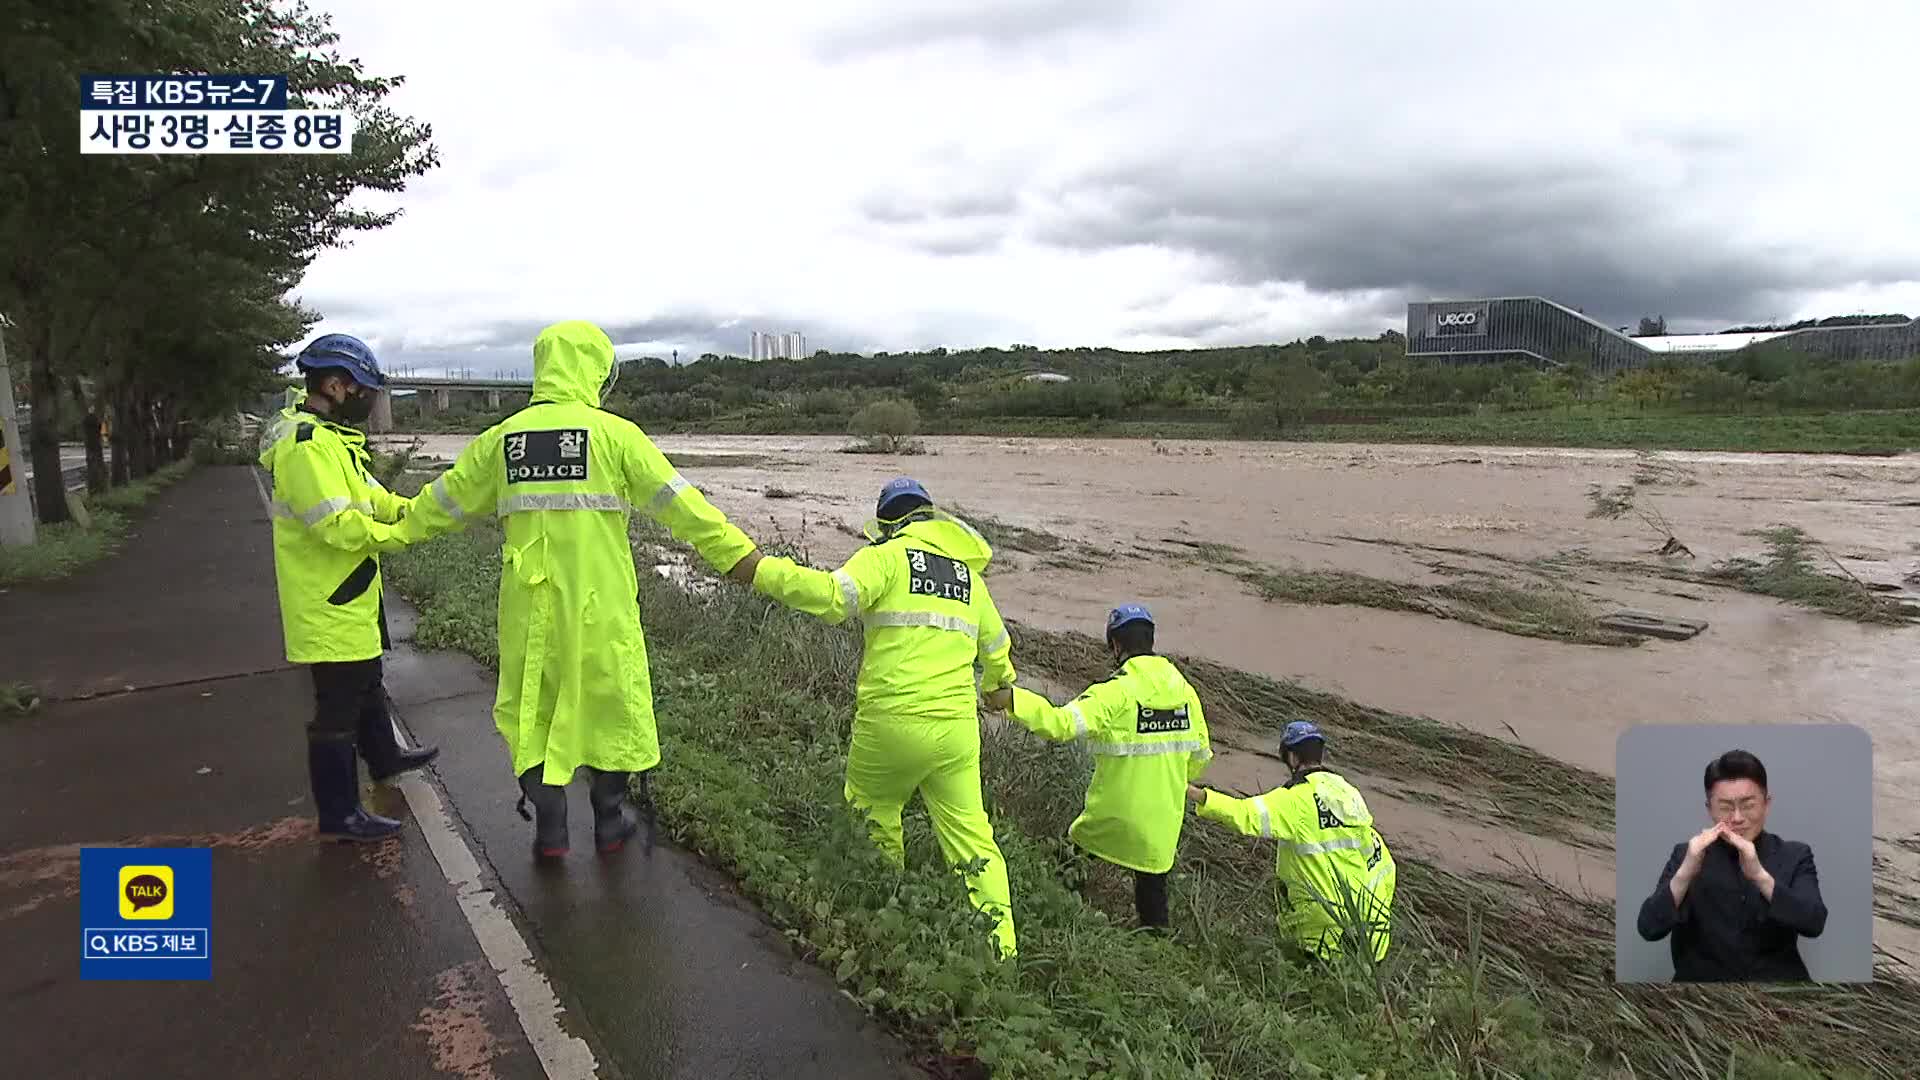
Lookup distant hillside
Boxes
[1720,313,1911,334]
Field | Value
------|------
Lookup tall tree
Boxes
[0,0,437,522]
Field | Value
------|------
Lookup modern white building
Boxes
[748,330,807,361]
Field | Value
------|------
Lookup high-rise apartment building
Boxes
[748,330,808,361]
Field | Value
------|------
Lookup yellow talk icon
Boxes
[119,865,174,920]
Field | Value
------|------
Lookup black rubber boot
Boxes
[358,690,440,785]
[587,769,641,854]
[517,766,570,859]
[369,744,440,786]
[310,736,401,842]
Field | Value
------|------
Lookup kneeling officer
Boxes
[1188,721,1396,960]
[986,604,1210,929]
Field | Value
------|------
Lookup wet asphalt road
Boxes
[0,467,921,1079]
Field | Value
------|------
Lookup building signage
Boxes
[1430,303,1490,338]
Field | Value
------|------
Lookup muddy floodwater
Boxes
[385,433,1920,964]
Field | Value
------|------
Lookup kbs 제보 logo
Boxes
[82,847,211,980]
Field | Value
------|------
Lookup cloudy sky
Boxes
[291,0,1920,375]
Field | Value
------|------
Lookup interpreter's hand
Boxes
[1682,823,1723,867]
[726,550,764,586]
[1186,784,1207,807]
[1718,825,1769,883]
[982,687,1013,713]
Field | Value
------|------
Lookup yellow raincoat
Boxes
[395,321,757,783]
[1007,654,1212,874]
[750,512,1019,956]
[258,405,409,663]
[1198,769,1396,959]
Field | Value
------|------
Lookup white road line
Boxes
[396,772,600,1078]
[248,460,272,509]
[249,465,599,1079]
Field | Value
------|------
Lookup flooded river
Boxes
[384,432,1920,963]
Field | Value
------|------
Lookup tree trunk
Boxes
[25,314,70,524]
[140,396,160,477]
[109,390,131,487]
[130,394,153,479]
[71,378,108,494]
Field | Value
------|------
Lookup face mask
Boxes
[334,388,374,424]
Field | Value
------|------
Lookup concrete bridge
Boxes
[370,374,534,433]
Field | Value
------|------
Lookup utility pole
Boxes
[0,313,38,545]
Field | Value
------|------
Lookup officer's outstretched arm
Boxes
[974,575,1016,691]
[395,430,501,544]
[621,431,757,574]
[1007,682,1114,743]
[365,473,409,524]
[276,439,406,554]
[1194,785,1290,839]
[1186,694,1214,781]
[752,544,891,624]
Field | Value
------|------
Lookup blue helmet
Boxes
[876,477,931,518]
[296,333,385,390]
[1281,720,1327,749]
[1106,604,1154,635]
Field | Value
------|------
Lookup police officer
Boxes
[984,604,1210,929]
[259,334,439,842]
[394,321,761,859]
[727,478,1020,957]
[1187,721,1396,960]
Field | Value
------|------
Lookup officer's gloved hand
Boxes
[982,688,1013,713]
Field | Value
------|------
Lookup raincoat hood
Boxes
[866,510,995,571]
[532,320,616,406]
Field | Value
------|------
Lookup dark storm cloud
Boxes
[814,0,1144,61]
[1028,157,1920,329]
[863,152,1920,333]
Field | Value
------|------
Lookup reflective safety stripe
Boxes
[832,570,861,619]
[1068,702,1089,739]
[1085,738,1205,758]
[1283,835,1370,857]
[498,492,629,515]
[276,497,372,526]
[1194,746,1215,763]
[648,474,690,514]
[430,475,467,521]
[980,628,1010,655]
[863,610,979,637]
[1255,796,1274,839]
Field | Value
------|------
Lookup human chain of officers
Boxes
[260,320,1397,962]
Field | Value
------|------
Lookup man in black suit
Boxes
[1636,749,1827,982]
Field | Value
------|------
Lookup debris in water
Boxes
[1596,610,1708,641]
[1657,537,1694,558]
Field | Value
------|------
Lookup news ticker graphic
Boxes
[80,847,212,980]
[80,74,354,155]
